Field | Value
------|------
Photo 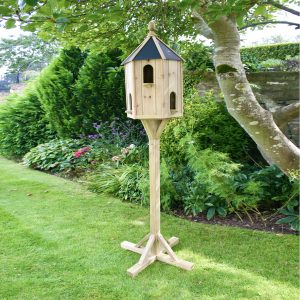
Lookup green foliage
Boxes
[276,173,299,231]
[86,145,175,211]
[23,139,90,173]
[85,118,147,148]
[182,42,300,73]
[179,42,214,72]
[1,0,290,51]
[36,47,87,138]
[242,165,296,209]
[0,88,56,158]
[241,43,299,67]
[86,146,149,204]
[184,147,263,216]
[276,197,300,231]
[260,58,284,70]
[22,137,116,176]
[36,47,128,138]
[161,89,259,164]
[73,49,126,134]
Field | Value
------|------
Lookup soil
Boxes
[172,209,299,236]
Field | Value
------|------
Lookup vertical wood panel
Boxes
[177,62,183,115]
[134,60,143,115]
[181,62,184,115]
[125,65,129,113]
[155,60,164,116]
[162,61,169,117]
[127,62,135,117]
[168,60,177,114]
[141,60,155,116]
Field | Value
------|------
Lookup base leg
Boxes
[121,233,193,277]
[127,255,156,277]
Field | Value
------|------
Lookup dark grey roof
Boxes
[121,36,183,65]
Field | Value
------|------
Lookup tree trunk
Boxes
[208,16,299,175]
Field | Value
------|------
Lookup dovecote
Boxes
[122,21,184,119]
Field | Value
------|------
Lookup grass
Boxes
[0,156,299,300]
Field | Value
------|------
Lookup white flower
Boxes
[112,156,121,162]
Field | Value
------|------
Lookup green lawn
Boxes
[0,157,299,300]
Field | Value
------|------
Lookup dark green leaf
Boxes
[291,220,300,231]
[217,207,227,217]
[276,216,297,225]
[25,0,38,6]
[207,207,216,221]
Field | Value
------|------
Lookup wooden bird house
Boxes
[120,21,193,278]
[122,21,183,119]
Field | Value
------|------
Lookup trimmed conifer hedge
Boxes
[241,42,299,62]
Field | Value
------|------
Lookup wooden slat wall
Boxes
[127,59,183,119]
[168,60,178,113]
[125,64,129,113]
[155,60,164,117]
[162,60,169,117]
[177,62,183,114]
[141,60,156,116]
[134,60,143,116]
[127,62,136,117]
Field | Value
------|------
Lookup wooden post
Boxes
[121,119,194,277]
[149,138,160,254]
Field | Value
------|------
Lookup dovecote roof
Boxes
[121,35,183,65]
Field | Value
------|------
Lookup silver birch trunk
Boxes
[207,16,300,175]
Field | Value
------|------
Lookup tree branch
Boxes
[273,102,300,129]
[263,0,300,16]
[239,21,300,30]
[191,11,214,39]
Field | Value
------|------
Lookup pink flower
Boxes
[73,146,91,158]
[74,151,82,158]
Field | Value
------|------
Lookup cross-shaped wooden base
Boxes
[121,233,193,277]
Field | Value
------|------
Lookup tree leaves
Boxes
[5,19,16,29]
[0,5,13,15]
[25,0,38,6]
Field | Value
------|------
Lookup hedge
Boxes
[241,42,299,62]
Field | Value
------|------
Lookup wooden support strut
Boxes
[121,119,193,277]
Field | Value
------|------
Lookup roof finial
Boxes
[148,20,157,37]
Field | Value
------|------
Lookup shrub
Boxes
[86,145,149,204]
[241,42,299,63]
[86,144,176,210]
[85,117,147,148]
[161,89,260,164]
[179,42,214,72]
[36,47,87,138]
[179,42,299,73]
[0,88,56,158]
[23,139,89,173]
[260,59,283,71]
[73,49,126,134]
[23,138,112,176]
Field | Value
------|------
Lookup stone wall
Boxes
[196,71,299,146]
